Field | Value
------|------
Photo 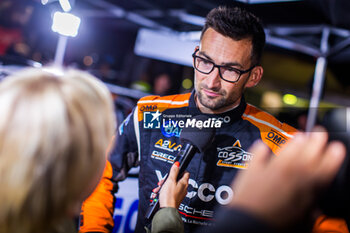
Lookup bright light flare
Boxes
[42,66,64,76]
[41,0,49,5]
[51,12,81,37]
[59,0,72,12]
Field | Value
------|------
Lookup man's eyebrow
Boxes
[198,51,244,68]
[198,51,213,61]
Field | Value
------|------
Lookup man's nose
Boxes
[205,67,221,89]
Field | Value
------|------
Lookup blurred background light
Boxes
[283,94,298,105]
[51,12,80,37]
[182,78,193,89]
[83,55,93,66]
[261,91,282,114]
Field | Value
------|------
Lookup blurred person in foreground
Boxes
[151,129,346,233]
[79,5,347,233]
[0,68,115,233]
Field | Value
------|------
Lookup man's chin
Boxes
[197,91,224,110]
[199,98,222,110]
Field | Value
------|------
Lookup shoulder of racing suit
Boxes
[137,93,191,110]
[242,103,298,155]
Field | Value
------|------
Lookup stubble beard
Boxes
[197,87,229,111]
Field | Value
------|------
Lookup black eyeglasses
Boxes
[192,49,256,83]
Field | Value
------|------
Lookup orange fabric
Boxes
[79,161,115,233]
[312,215,349,233]
[137,93,191,121]
[242,104,297,154]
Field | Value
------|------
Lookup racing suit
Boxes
[79,91,348,233]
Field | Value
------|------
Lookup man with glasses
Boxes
[79,5,347,233]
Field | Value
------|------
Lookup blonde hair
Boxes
[0,68,115,233]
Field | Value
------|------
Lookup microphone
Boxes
[145,115,216,221]
[319,108,350,217]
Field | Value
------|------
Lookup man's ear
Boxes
[194,45,199,53]
[245,66,263,88]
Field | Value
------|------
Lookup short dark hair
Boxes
[201,6,266,65]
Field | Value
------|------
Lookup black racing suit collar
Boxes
[188,90,247,124]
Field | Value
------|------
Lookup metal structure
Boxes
[266,25,350,130]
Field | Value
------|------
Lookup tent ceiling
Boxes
[77,0,350,30]
[76,0,350,63]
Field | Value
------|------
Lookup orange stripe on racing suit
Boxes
[137,93,191,122]
[79,160,116,232]
[242,104,296,155]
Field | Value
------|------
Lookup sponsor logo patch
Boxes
[155,170,234,205]
[161,121,182,137]
[151,150,176,163]
[216,140,253,169]
[265,129,287,147]
[179,204,214,219]
[140,105,157,112]
[154,139,182,152]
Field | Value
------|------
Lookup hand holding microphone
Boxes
[145,115,216,221]
[157,161,190,208]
